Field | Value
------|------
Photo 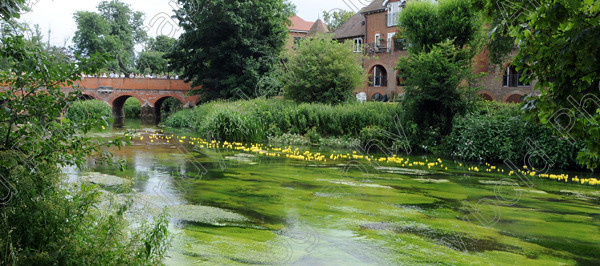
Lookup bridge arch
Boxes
[154,96,184,123]
[111,95,143,127]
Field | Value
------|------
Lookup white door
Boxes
[387,32,396,52]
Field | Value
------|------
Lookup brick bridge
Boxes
[65,77,201,126]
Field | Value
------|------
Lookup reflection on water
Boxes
[64,119,600,265]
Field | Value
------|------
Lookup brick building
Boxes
[333,0,537,102]
[286,15,328,52]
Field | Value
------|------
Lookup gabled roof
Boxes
[361,0,387,14]
[288,15,314,32]
[332,12,365,40]
[307,19,329,36]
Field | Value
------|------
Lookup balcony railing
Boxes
[365,39,407,54]
[366,43,388,54]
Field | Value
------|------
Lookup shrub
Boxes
[444,102,582,169]
[282,35,365,104]
[268,133,311,146]
[164,108,195,128]
[66,100,112,122]
[306,127,321,144]
[359,125,383,145]
[198,107,263,142]
[166,98,406,146]
[319,137,361,149]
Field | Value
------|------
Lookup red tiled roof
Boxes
[288,15,314,32]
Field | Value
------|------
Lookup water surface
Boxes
[66,120,600,265]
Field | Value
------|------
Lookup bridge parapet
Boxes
[73,77,201,91]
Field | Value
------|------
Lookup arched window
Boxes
[503,66,531,87]
[506,94,523,103]
[369,65,387,87]
[480,93,494,101]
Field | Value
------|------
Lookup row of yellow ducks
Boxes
[123,131,600,186]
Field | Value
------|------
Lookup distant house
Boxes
[287,15,328,52]
[332,11,365,53]
[333,0,537,102]
[333,0,409,101]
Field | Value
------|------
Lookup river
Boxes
[64,119,600,265]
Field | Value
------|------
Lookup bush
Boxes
[167,99,583,169]
[124,97,140,118]
[166,98,405,145]
[282,35,365,104]
[444,102,582,169]
[66,100,112,122]
[306,127,321,144]
[198,107,263,142]
[268,133,311,146]
[164,108,195,128]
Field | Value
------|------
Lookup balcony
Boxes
[365,39,407,54]
[366,43,388,54]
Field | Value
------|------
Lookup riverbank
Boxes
[165,98,583,171]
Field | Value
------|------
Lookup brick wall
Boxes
[287,32,307,53]
[360,10,405,100]
[472,49,538,103]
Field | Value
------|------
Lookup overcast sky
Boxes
[19,0,371,47]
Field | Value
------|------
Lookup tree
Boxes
[398,0,480,54]
[1,22,73,69]
[167,0,295,100]
[149,35,177,53]
[0,0,24,20]
[282,35,365,104]
[397,0,481,146]
[73,0,146,74]
[475,0,600,169]
[137,50,168,74]
[398,41,469,136]
[0,13,169,264]
[322,10,354,31]
[136,36,177,74]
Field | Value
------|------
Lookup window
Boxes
[387,32,396,52]
[375,34,381,47]
[353,38,363,53]
[387,1,403,27]
[370,65,388,87]
[502,66,531,87]
[293,37,301,49]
